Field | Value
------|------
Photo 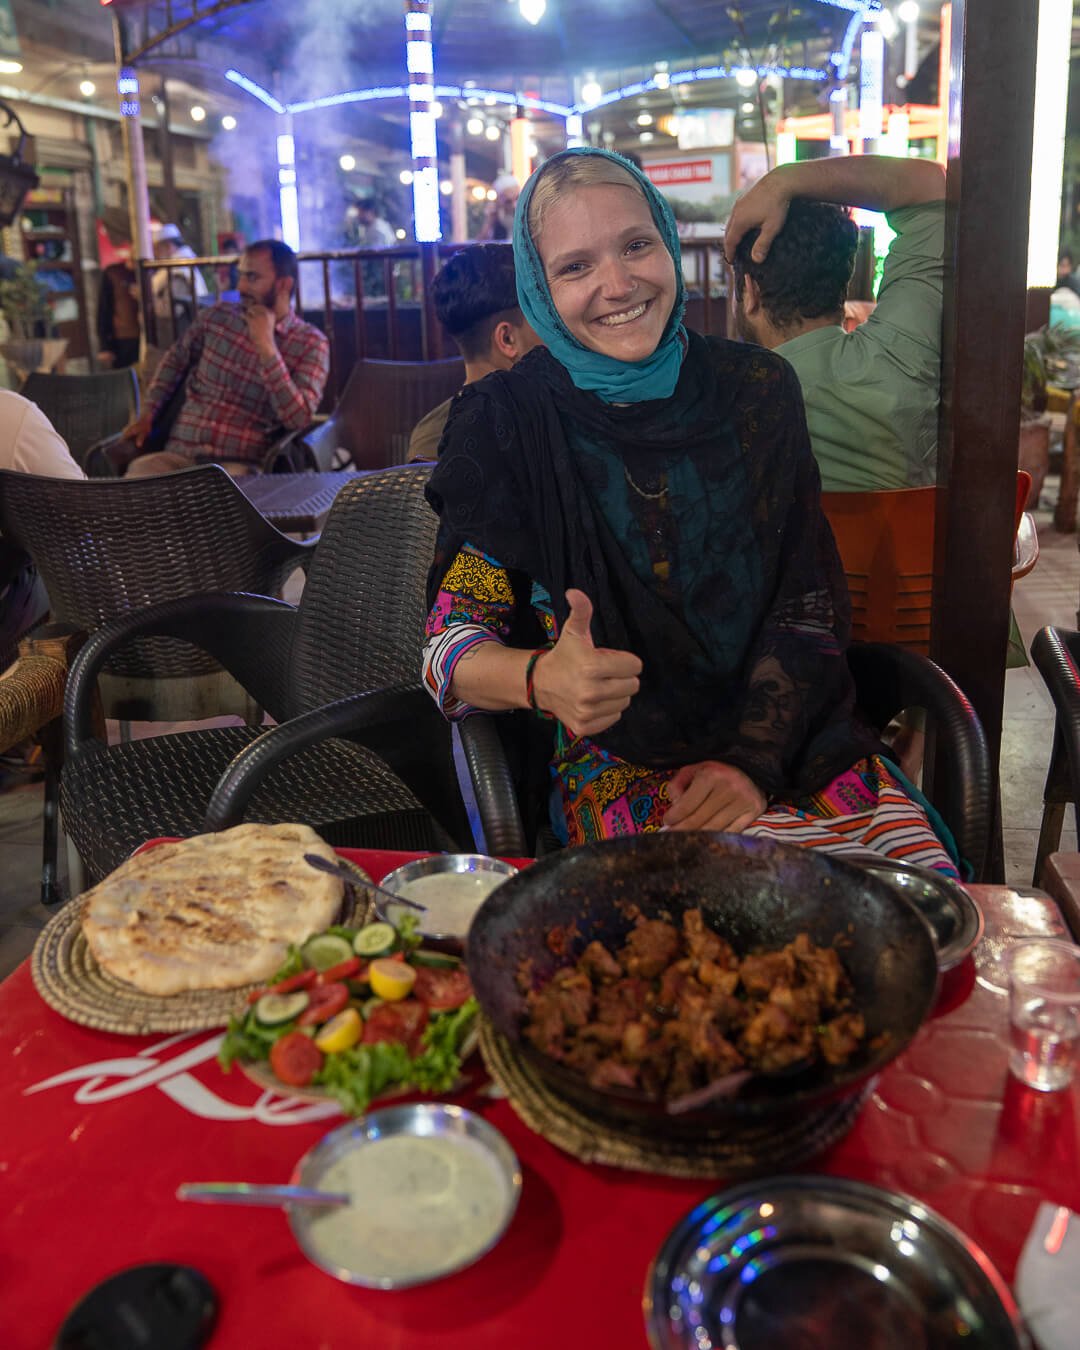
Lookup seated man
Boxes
[124,239,329,477]
[726,155,946,492]
[407,243,540,462]
[0,391,84,670]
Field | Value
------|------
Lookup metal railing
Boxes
[138,238,731,403]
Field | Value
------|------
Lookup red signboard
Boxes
[644,160,714,186]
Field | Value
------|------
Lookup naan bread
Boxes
[81,823,344,996]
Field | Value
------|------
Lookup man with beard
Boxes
[725,156,945,492]
[124,240,329,476]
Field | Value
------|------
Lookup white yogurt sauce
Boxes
[304,1134,510,1284]
[392,870,507,937]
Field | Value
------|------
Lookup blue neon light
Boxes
[225,69,286,115]
[834,2,874,79]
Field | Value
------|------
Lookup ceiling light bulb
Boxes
[654,70,670,90]
[734,67,757,89]
[0,60,23,75]
[484,95,497,107]
[472,185,487,201]
[395,228,407,240]
[741,101,755,114]
[339,153,356,171]
[439,179,453,194]
[520,0,546,23]
[581,78,603,106]
[190,105,206,122]
[466,117,484,135]
[400,169,414,185]
[221,114,237,131]
[639,131,654,143]
[487,188,498,201]
[898,1,920,23]
[79,79,96,98]
[484,124,501,141]
[637,112,653,127]
[430,101,443,118]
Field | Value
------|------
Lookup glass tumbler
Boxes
[1007,938,1080,1092]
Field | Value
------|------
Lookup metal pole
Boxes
[112,13,152,348]
[449,112,467,242]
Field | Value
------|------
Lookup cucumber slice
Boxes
[360,996,385,1020]
[253,991,310,1026]
[353,921,397,958]
[301,933,354,971]
[411,949,461,969]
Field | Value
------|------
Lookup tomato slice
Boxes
[363,1001,429,1056]
[246,967,319,1004]
[296,981,349,1026]
[269,1031,324,1087]
[411,966,473,1011]
[315,956,363,985]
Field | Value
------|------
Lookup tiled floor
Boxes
[1,491,1078,981]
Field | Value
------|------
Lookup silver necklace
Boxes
[623,462,668,501]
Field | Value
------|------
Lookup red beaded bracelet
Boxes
[524,646,554,719]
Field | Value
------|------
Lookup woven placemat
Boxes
[31,860,374,1036]
[480,1021,872,1179]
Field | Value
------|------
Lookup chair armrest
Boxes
[64,593,297,756]
[261,427,317,474]
[456,715,528,856]
[847,641,992,880]
[1012,512,1040,581]
[83,432,134,478]
[0,654,66,752]
[203,686,437,831]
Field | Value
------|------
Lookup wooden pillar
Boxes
[934,0,1039,879]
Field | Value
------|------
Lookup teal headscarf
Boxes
[513,146,687,403]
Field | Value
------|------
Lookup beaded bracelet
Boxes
[524,646,554,719]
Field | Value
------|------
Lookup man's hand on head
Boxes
[724,168,795,265]
[244,303,278,357]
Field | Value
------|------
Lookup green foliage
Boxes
[0,260,50,339]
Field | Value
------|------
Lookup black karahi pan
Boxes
[467,832,939,1134]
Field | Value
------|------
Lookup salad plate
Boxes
[219,914,478,1117]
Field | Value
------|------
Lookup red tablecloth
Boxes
[4,858,1080,1350]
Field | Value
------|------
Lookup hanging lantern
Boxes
[0,100,39,228]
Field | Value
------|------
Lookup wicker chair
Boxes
[1031,626,1080,886]
[20,370,139,472]
[0,465,312,724]
[286,357,465,471]
[457,642,993,881]
[61,465,469,883]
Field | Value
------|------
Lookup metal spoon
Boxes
[302,852,427,914]
[177,1182,349,1210]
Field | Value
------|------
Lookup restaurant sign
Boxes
[645,160,715,187]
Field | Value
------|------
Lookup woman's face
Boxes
[538,182,676,363]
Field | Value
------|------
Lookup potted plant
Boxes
[0,259,64,379]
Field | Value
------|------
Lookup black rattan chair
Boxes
[20,369,139,471]
[283,357,465,471]
[61,465,469,884]
[0,465,312,722]
[457,641,993,881]
[1031,625,1080,885]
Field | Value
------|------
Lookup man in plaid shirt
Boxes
[125,239,329,475]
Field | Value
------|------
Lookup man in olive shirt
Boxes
[407,243,540,462]
[726,156,946,491]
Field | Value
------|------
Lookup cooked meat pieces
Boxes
[619,917,681,979]
[522,907,864,1100]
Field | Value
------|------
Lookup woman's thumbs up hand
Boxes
[530,590,643,738]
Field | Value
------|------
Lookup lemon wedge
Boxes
[368,958,417,1002]
[314,1007,363,1054]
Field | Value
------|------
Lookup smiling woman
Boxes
[420,147,961,877]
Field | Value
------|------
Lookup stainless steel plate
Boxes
[288,1102,521,1289]
[857,859,984,971]
[645,1176,1028,1350]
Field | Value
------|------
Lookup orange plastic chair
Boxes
[821,486,937,653]
[822,474,1037,654]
